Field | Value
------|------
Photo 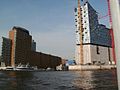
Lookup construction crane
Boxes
[76,0,116,65]
[97,0,116,64]
[78,0,83,64]
[91,0,116,64]
[88,0,116,64]
[98,14,109,19]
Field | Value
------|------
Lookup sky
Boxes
[0,0,109,60]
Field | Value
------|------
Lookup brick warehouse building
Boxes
[1,26,61,69]
[30,51,61,69]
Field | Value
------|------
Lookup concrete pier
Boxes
[68,65,116,71]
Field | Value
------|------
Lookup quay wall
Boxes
[68,65,116,70]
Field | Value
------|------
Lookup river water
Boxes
[0,69,118,90]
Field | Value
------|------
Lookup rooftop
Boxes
[12,26,29,35]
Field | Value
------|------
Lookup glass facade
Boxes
[85,2,111,47]
[75,2,111,47]
[1,37,11,66]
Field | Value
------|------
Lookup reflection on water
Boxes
[0,70,118,90]
[0,71,34,90]
[73,70,118,90]
[73,71,94,89]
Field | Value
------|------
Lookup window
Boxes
[76,31,78,33]
[74,8,77,12]
[80,8,82,11]
[85,39,88,42]
[85,32,87,34]
[96,46,100,54]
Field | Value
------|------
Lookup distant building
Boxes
[0,26,61,69]
[66,60,76,65]
[74,2,114,65]
[1,37,11,66]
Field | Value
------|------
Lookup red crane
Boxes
[98,0,116,64]
[98,14,109,19]
[79,0,116,64]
